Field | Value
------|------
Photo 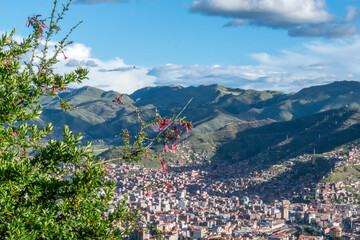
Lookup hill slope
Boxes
[36,81,360,150]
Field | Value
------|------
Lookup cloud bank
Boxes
[11,36,360,94]
[147,37,360,92]
[191,0,359,38]
[55,43,156,93]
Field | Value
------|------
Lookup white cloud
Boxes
[147,37,360,92]
[191,0,359,38]
[345,6,360,22]
[5,33,360,94]
[191,0,334,27]
[288,23,358,38]
[55,43,155,93]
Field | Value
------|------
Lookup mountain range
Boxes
[36,80,360,165]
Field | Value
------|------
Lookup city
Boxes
[103,145,360,239]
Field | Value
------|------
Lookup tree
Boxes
[0,1,191,239]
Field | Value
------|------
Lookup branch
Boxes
[94,97,193,166]
[145,97,193,151]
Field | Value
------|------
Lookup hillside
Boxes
[35,81,360,162]
[181,107,360,166]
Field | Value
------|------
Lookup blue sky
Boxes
[1,0,360,93]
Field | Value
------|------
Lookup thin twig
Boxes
[145,97,193,151]
[94,97,193,166]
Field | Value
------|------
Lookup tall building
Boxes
[282,206,289,221]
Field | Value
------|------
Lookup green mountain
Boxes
[213,107,360,163]
[130,81,360,133]
[35,86,143,141]
[35,81,360,161]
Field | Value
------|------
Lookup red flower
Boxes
[162,164,168,172]
[186,127,189,134]
[137,113,140,119]
[171,142,176,151]
[179,120,182,126]
[63,52,68,60]
[13,131,17,136]
[117,96,122,102]
[145,153,148,159]
[166,184,171,191]
[177,134,182,140]
[105,164,109,172]
[164,144,169,153]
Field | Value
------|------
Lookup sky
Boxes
[1,0,360,93]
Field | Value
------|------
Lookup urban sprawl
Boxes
[103,145,360,240]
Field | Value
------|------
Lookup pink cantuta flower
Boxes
[137,113,140,119]
[145,153,148,159]
[13,131,17,136]
[26,20,29,27]
[117,96,121,102]
[162,164,168,172]
[167,119,170,125]
[1,60,9,67]
[63,52,68,60]
[171,142,176,151]
[127,134,130,139]
[186,127,189,134]
[53,87,57,93]
[179,120,182,126]
[166,184,171,191]
[164,144,169,153]
[177,134,182,140]
[159,125,162,131]
[105,164,109,172]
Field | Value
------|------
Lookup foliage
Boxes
[322,164,360,183]
[0,1,190,239]
[303,226,319,236]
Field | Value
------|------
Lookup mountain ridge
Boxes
[36,81,360,150]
